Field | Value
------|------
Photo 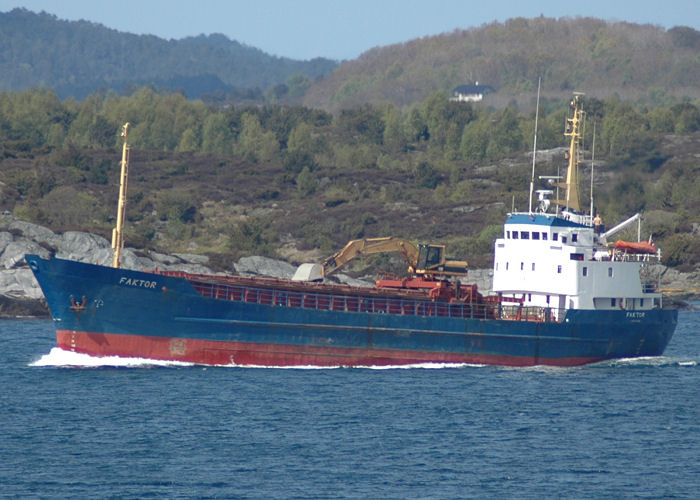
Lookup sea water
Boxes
[1,306,698,499]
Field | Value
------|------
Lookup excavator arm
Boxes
[322,237,420,276]
[293,237,468,282]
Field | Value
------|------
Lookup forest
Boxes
[2,10,699,111]
[0,86,698,273]
[304,17,700,110]
[0,8,337,100]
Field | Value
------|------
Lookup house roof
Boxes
[453,84,494,95]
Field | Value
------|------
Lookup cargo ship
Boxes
[26,95,677,367]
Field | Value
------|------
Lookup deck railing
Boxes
[185,277,563,323]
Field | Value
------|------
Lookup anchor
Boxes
[70,295,87,312]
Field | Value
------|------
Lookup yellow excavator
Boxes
[292,237,468,281]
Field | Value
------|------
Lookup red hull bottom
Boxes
[56,330,603,367]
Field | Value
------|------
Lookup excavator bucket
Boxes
[292,263,324,282]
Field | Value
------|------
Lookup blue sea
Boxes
[1,306,698,499]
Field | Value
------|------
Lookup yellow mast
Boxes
[111,122,130,268]
[555,93,584,212]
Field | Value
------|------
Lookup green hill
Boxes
[0,8,337,99]
[0,87,697,274]
[0,12,698,275]
[303,17,700,110]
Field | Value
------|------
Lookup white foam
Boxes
[29,347,194,368]
[359,362,482,370]
[28,349,480,370]
[31,348,693,370]
[220,362,482,370]
[601,356,697,368]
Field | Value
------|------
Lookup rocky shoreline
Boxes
[0,216,696,318]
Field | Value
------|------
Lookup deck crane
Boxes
[111,122,130,268]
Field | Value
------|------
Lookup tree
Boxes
[177,128,199,152]
[406,105,428,142]
[672,103,700,133]
[382,105,406,154]
[287,122,313,156]
[421,90,450,146]
[201,113,234,155]
[486,106,523,158]
[296,166,315,196]
[646,108,675,133]
[333,105,384,145]
[286,73,312,100]
[238,112,279,162]
[414,161,440,189]
[460,118,489,162]
[601,101,652,158]
[285,122,316,173]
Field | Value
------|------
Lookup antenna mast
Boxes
[590,121,596,219]
[111,122,130,268]
[554,93,584,212]
[528,77,541,214]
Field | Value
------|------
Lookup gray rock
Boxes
[165,263,216,275]
[332,273,373,287]
[7,219,62,248]
[234,256,296,279]
[0,232,14,253]
[463,268,493,295]
[172,253,210,265]
[0,239,51,269]
[117,248,157,271]
[55,231,110,261]
[78,248,114,267]
[0,268,44,299]
[149,251,182,266]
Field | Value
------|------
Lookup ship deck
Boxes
[158,270,562,323]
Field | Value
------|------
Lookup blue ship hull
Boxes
[26,254,678,367]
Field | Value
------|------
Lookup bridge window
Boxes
[553,233,558,241]
[506,231,510,238]
[572,233,578,242]
[532,232,540,240]
[562,236,568,244]
[512,232,519,239]
[520,231,529,239]
[542,232,548,240]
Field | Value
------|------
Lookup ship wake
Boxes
[30,348,194,368]
[29,348,484,370]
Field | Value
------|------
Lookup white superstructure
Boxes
[492,91,665,317]
[492,211,662,315]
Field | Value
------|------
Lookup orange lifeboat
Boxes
[614,240,656,254]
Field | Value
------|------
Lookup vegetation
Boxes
[0,8,337,100]
[304,18,700,110]
[2,10,699,114]
[0,12,698,273]
[0,86,698,272]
